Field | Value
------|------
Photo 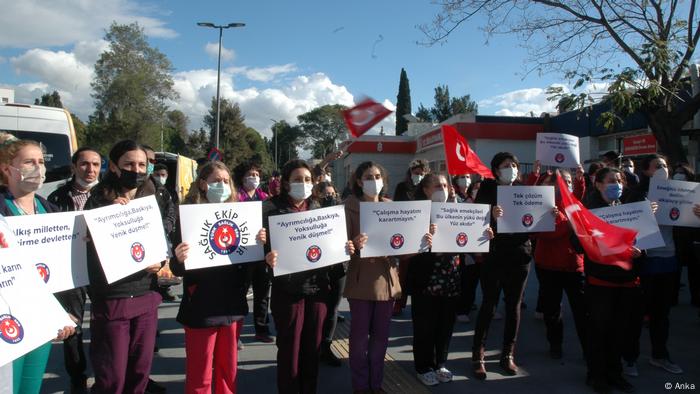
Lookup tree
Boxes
[297,104,348,159]
[415,103,432,122]
[183,128,210,159]
[396,68,412,135]
[34,91,63,108]
[416,84,478,122]
[269,120,303,168]
[90,22,177,147]
[420,1,700,165]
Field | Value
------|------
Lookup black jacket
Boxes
[84,178,170,301]
[263,195,331,297]
[474,178,532,261]
[0,186,59,216]
[47,179,82,212]
[393,180,416,202]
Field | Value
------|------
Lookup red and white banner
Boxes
[622,134,657,155]
[342,98,392,138]
[441,125,493,178]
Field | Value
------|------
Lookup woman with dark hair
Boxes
[584,161,606,200]
[451,174,472,203]
[343,161,401,392]
[84,139,170,393]
[471,151,531,380]
[580,166,642,393]
[263,159,355,394]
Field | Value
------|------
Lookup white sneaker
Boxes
[436,367,453,383]
[416,370,440,386]
[622,361,638,377]
[493,311,503,320]
[650,358,683,374]
[457,314,471,323]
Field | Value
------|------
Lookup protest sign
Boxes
[179,201,264,270]
[359,200,432,258]
[0,248,75,367]
[0,215,13,247]
[536,133,580,167]
[5,212,88,293]
[430,202,490,253]
[648,178,700,228]
[82,195,168,283]
[590,201,665,250]
[496,186,555,233]
[269,205,349,276]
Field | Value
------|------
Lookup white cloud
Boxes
[0,0,176,48]
[228,64,298,82]
[204,42,235,62]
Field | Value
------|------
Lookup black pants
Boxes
[537,268,587,355]
[456,256,480,315]
[322,273,346,343]
[54,286,88,385]
[472,259,530,353]
[411,293,458,373]
[691,242,700,306]
[252,261,273,335]
[587,284,642,383]
[628,272,677,360]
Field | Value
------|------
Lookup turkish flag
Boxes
[556,173,637,270]
[441,125,493,178]
[342,98,392,138]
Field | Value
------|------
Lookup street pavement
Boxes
[42,269,699,393]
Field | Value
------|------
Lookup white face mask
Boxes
[498,167,518,185]
[672,173,687,181]
[622,165,634,174]
[431,189,448,203]
[10,164,46,193]
[206,181,232,203]
[244,176,260,190]
[289,182,313,201]
[456,177,471,189]
[155,176,167,186]
[652,167,669,180]
[323,174,332,183]
[75,176,99,190]
[362,179,383,197]
[411,174,424,186]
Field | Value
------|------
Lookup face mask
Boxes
[456,177,471,189]
[431,189,448,203]
[604,183,623,201]
[146,163,154,176]
[622,165,634,174]
[568,184,574,193]
[323,175,332,183]
[155,176,167,186]
[206,181,231,203]
[322,195,336,207]
[672,173,687,181]
[10,165,46,193]
[244,176,260,190]
[411,174,424,186]
[117,168,147,190]
[362,179,383,197]
[289,182,313,201]
[652,167,669,180]
[75,176,99,190]
[498,167,518,185]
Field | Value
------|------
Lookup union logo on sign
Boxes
[131,242,146,262]
[0,314,24,344]
[555,153,565,163]
[390,234,405,250]
[669,207,680,221]
[208,219,242,255]
[456,232,468,247]
[35,263,50,283]
[306,245,322,263]
[522,214,534,228]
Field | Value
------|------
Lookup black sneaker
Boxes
[145,378,167,394]
[609,376,635,393]
[320,343,342,367]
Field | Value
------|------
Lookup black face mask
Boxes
[118,168,147,189]
[322,195,337,207]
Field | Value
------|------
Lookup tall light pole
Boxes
[197,21,245,150]
[270,118,278,169]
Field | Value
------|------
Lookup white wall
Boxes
[336,152,414,197]
[471,139,536,165]
[0,88,14,104]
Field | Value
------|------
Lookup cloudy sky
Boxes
[1,0,606,142]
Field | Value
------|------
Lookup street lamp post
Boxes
[270,118,278,169]
[197,21,245,150]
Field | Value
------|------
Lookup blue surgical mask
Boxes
[207,181,232,203]
[604,183,623,201]
[147,163,155,176]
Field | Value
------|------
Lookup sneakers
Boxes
[649,358,683,374]
[145,378,167,394]
[435,367,453,383]
[416,370,439,386]
[456,314,471,323]
[320,342,342,367]
[609,376,635,393]
[622,361,638,377]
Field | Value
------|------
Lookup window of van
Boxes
[5,130,72,183]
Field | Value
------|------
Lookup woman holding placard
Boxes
[84,140,169,394]
[263,159,355,394]
[343,161,401,392]
[171,160,267,393]
[671,164,700,308]
[471,152,531,380]
[0,133,76,394]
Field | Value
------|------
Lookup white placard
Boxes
[359,200,432,258]
[5,212,88,293]
[269,205,349,276]
[496,186,555,233]
[0,215,14,247]
[0,248,76,367]
[430,202,491,253]
[590,201,664,250]
[82,195,169,283]
[647,178,700,228]
[536,133,580,167]
[179,201,264,270]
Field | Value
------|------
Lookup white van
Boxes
[0,103,79,197]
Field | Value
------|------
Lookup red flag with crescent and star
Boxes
[441,125,493,178]
[342,98,392,138]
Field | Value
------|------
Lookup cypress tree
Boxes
[395,68,412,135]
